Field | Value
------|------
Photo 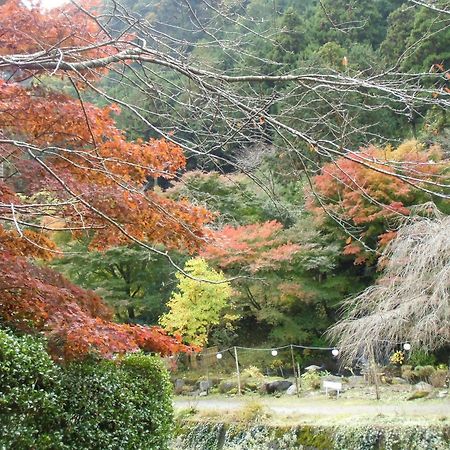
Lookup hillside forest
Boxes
[0,0,449,365]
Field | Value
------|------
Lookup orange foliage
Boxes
[0,0,209,359]
[0,0,113,79]
[201,221,300,273]
[0,251,192,360]
[310,141,444,262]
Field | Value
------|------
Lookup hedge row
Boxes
[0,328,173,449]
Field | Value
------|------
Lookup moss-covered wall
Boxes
[172,421,450,450]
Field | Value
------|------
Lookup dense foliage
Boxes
[0,328,173,449]
[310,140,448,264]
[1,0,448,360]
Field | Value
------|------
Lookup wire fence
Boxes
[168,343,342,380]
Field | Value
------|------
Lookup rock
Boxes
[198,380,213,393]
[391,377,409,385]
[437,390,448,399]
[219,380,238,394]
[265,380,293,394]
[304,365,322,372]
[413,381,433,392]
[286,385,297,395]
[174,379,185,394]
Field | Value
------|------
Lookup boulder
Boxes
[413,381,433,392]
[304,365,321,372]
[286,384,298,395]
[265,380,293,394]
[174,379,185,394]
[197,380,213,393]
[219,380,238,394]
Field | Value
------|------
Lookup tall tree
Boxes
[51,244,185,325]
[160,258,233,346]
[309,140,448,264]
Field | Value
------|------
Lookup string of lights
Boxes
[213,342,412,360]
[208,342,411,396]
[213,344,339,360]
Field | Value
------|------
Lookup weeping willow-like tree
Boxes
[329,204,450,363]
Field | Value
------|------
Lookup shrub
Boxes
[301,370,329,390]
[0,328,65,449]
[238,401,266,423]
[401,365,414,382]
[61,353,173,449]
[408,350,437,367]
[0,328,173,449]
[430,369,449,388]
[413,365,436,382]
[241,365,264,379]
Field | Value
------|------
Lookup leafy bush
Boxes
[401,365,414,382]
[238,401,266,423]
[408,350,437,367]
[0,328,173,449]
[241,366,264,379]
[0,328,65,449]
[301,370,329,390]
[413,365,436,382]
[61,353,173,449]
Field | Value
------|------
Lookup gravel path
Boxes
[174,396,450,420]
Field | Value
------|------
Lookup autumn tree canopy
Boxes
[310,140,448,264]
[0,0,212,359]
[160,258,233,347]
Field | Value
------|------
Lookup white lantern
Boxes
[332,348,339,357]
[216,353,223,360]
[403,343,411,351]
[271,349,278,357]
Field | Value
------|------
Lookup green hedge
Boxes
[0,328,173,449]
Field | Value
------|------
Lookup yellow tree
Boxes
[160,258,234,347]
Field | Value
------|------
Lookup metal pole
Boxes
[234,346,242,396]
[290,345,300,398]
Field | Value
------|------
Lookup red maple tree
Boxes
[0,0,210,359]
[201,220,301,274]
[309,140,445,264]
